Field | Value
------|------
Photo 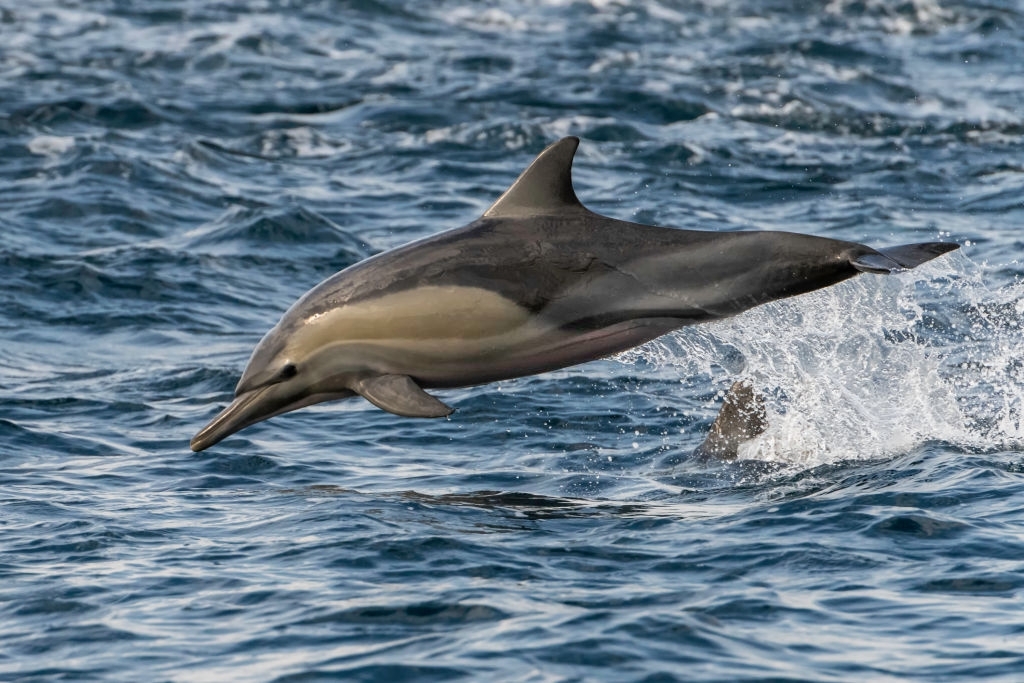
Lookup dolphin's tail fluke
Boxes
[851,241,959,274]
[692,381,768,461]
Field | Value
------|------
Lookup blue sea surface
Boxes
[2,1,1024,680]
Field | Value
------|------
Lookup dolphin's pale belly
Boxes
[296,285,674,388]
[299,285,539,376]
[302,285,531,344]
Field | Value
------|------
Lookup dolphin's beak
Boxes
[190,386,277,452]
[191,384,356,451]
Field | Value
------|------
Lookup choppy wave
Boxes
[2,0,1023,681]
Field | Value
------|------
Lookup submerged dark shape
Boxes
[692,382,769,461]
[191,137,959,452]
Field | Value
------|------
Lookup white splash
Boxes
[27,135,75,158]
[622,251,1024,467]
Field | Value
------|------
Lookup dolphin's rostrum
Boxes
[191,137,958,452]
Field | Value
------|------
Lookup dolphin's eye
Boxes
[279,363,298,380]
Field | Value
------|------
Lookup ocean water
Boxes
[2,0,1024,680]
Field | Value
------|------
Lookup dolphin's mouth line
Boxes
[190,385,359,452]
[190,385,273,452]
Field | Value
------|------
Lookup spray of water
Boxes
[620,252,1023,467]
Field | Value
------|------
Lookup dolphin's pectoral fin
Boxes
[353,374,454,418]
[692,381,768,461]
[851,242,960,274]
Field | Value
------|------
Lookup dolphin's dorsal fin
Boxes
[692,382,767,461]
[483,137,587,218]
[353,374,453,418]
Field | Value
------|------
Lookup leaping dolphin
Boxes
[190,137,958,452]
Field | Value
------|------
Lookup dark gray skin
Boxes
[692,382,769,461]
[191,137,958,452]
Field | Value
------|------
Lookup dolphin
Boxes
[191,137,958,452]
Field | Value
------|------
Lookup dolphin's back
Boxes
[293,215,752,315]
[291,214,952,334]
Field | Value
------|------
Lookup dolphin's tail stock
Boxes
[851,241,959,274]
[692,381,768,461]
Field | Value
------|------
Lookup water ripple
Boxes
[2,0,1023,680]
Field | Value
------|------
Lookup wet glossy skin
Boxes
[190,137,957,451]
[247,213,867,386]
